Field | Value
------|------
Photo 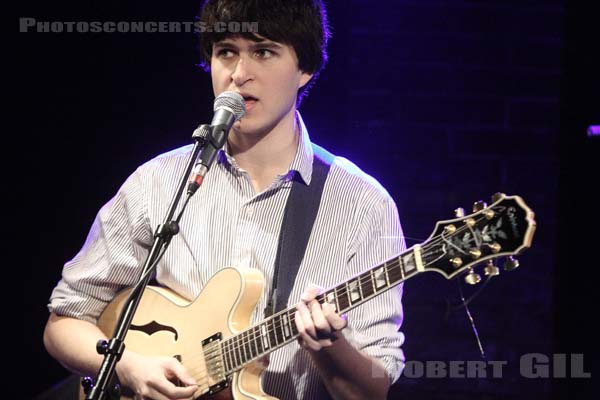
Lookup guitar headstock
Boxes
[421,193,536,283]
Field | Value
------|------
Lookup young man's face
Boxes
[211,35,312,136]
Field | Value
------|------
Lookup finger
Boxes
[295,310,322,351]
[308,299,331,335]
[167,358,198,387]
[297,301,317,338]
[300,284,322,302]
[306,300,335,346]
[322,302,348,331]
[150,360,197,399]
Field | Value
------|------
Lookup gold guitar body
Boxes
[82,266,277,400]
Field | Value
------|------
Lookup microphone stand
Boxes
[83,124,214,400]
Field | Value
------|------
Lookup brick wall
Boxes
[300,1,563,398]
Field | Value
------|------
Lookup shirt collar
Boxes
[218,111,314,185]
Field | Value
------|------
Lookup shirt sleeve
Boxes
[47,168,153,323]
[345,188,406,385]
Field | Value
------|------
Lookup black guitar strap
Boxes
[264,144,334,317]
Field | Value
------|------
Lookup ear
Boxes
[299,71,313,89]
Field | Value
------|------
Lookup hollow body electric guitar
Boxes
[82,193,535,400]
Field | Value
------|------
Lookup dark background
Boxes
[19,1,597,399]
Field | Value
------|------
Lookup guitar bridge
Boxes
[202,332,229,395]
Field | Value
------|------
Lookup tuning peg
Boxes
[454,207,465,217]
[464,268,482,285]
[444,224,457,234]
[469,249,482,259]
[473,201,487,212]
[504,256,520,271]
[488,242,501,253]
[492,193,505,203]
[450,257,463,269]
[483,209,495,219]
[484,260,500,276]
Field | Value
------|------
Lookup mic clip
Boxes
[191,124,212,144]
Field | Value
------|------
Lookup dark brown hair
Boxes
[198,0,331,105]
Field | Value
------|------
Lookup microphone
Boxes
[187,91,246,195]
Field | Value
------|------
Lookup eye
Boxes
[255,49,275,59]
[215,48,235,59]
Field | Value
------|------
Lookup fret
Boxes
[241,333,248,363]
[402,251,416,274]
[253,326,263,356]
[357,275,365,299]
[227,336,239,367]
[222,341,230,372]
[268,318,278,348]
[388,259,402,283]
[347,278,361,305]
[399,256,406,280]
[373,265,387,290]
[236,335,245,365]
[274,315,285,344]
[413,245,424,272]
[250,329,257,357]
[281,312,291,339]
[237,331,245,364]
[334,288,341,312]
[360,270,374,298]
[369,269,377,294]
[325,290,338,312]
[249,329,257,359]
[244,331,254,361]
[384,261,391,286]
[337,284,350,311]
[344,282,351,306]
[261,323,271,351]
[244,329,254,360]
[289,310,298,336]
[228,340,236,370]
[228,340,236,371]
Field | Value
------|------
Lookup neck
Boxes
[228,109,300,191]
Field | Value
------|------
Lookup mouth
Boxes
[241,95,258,112]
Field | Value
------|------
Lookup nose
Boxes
[231,56,254,87]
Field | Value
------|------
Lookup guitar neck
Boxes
[218,245,424,375]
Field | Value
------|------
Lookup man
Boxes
[44,1,406,399]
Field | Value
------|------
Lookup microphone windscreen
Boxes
[214,91,246,121]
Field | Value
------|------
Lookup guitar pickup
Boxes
[201,332,229,395]
[201,332,223,346]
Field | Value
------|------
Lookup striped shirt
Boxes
[48,112,406,399]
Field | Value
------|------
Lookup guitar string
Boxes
[200,264,400,368]
[197,258,405,376]
[201,272,486,376]
[210,212,493,360]
[190,213,497,374]
[199,213,495,373]
[129,211,504,383]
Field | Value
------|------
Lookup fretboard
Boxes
[218,245,423,375]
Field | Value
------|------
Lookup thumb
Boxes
[168,358,197,386]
